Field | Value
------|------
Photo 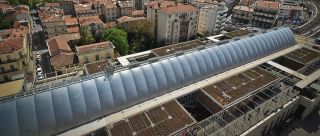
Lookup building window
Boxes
[3,75,8,81]
[10,65,15,71]
[0,67,4,72]
[96,55,100,61]
[85,57,89,63]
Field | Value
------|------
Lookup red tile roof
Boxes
[47,35,77,66]
[160,4,198,14]
[64,17,78,25]
[132,10,144,16]
[78,16,103,26]
[45,2,60,7]
[0,37,24,55]
[255,1,280,10]
[67,26,80,33]
[38,7,64,22]
[76,41,113,54]
[11,22,29,38]
[146,1,176,9]
[104,22,116,29]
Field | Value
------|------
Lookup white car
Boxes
[37,71,42,76]
[37,75,44,80]
[36,67,42,72]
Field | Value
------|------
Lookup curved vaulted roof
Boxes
[0,28,295,136]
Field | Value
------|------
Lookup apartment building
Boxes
[0,36,28,82]
[38,7,67,37]
[116,16,149,30]
[78,16,104,35]
[47,34,80,74]
[157,4,198,45]
[64,17,80,34]
[117,0,135,17]
[58,0,77,15]
[4,5,30,23]
[252,1,280,28]
[197,3,228,36]
[76,41,114,65]
[146,0,176,37]
[74,3,98,17]
[232,5,254,24]
[101,1,119,22]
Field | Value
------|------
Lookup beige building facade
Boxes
[76,41,115,65]
[157,4,198,45]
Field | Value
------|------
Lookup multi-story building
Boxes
[101,1,119,22]
[232,5,254,24]
[76,41,114,65]
[58,0,77,15]
[157,4,198,45]
[74,3,98,17]
[5,5,30,23]
[38,7,67,37]
[117,0,135,17]
[146,0,176,37]
[252,1,280,28]
[197,3,228,36]
[116,16,149,30]
[0,37,28,82]
[64,17,80,34]
[78,16,104,35]
[47,34,80,74]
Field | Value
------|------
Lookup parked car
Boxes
[36,67,42,72]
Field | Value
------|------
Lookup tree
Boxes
[102,28,129,55]
[79,27,95,45]
[7,0,19,6]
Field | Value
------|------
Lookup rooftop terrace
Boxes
[202,67,279,107]
[152,40,204,56]
[285,48,320,65]
[107,100,195,136]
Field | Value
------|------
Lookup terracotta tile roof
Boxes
[45,2,60,7]
[76,41,113,54]
[50,52,75,66]
[10,22,29,38]
[47,36,72,55]
[146,1,176,9]
[64,17,78,25]
[0,29,12,39]
[47,34,78,66]
[84,60,108,74]
[67,26,80,33]
[0,37,24,55]
[0,3,11,12]
[117,0,134,8]
[104,22,116,29]
[74,3,93,11]
[160,4,198,14]
[78,16,103,26]
[234,5,254,12]
[116,16,146,24]
[38,7,64,22]
[255,1,280,10]
[132,10,144,16]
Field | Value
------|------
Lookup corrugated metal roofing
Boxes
[0,28,296,136]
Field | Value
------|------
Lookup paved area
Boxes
[279,114,320,136]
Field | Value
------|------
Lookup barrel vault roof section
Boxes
[0,28,296,136]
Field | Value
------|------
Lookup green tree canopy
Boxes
[79,27,95,45]
[102,28,129,55]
